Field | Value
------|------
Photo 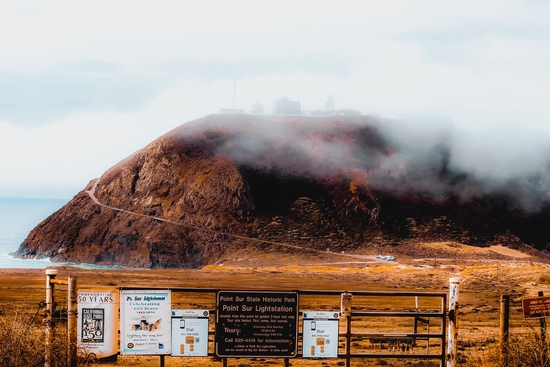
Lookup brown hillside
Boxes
[15,114,550,268]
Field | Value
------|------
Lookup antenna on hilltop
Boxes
[232,78,237,109]
[325,95,335,111]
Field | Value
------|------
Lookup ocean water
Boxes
[0,197,69,268]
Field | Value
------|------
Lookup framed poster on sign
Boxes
[302,311,339,358]
[171,309,210,356]
[120,290,172,355]
[77,288,119,359]
[215,291,299,357]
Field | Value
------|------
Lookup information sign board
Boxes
[522,296,550,319]
[215,291,298,357]
[77,287,119,359]
[171,309,210,356]
[120,290,172,355]
[302,311,339,358]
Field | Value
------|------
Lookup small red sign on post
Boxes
[522,296,550,319]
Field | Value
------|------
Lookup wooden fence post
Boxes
[45,269,58,367]
[341,292,353,367]
[447,278,460,367]
[67,276,78,367]
[499,295,510,367]
[539,291,548,366]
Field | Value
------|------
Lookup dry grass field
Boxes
[1,242,549,366]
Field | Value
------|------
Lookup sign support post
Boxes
[539,291,548,366]
[499,295,510,367]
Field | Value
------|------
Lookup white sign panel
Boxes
[77,288,119,359]
[302,311,339,358]
[171,309,210,356]
[120,290,172,355]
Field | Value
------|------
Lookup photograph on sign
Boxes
[120,290,172,355]
[82,308,104,342]
[171,309,210,357]
[302,311,339,358]
[77,288,119,359]
[215,291,299,357]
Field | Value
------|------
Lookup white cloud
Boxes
[1,1,550,197]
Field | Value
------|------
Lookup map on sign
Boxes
[522,296,550,319]
[215,291,299,357]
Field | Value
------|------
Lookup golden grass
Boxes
[2,253,550,366]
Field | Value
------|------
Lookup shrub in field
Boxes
[0,309,69,367]
[458,326,550,367]
[504,328,550,367]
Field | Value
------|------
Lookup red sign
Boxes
[522,296,550,319]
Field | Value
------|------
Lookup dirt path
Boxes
[489,245,531,258]
[86,178,382,264]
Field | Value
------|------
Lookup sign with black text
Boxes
[302,311,339,358]
[77,288,119,359]
[120,290,172,355]
[215,291,298,357]
[171,309,210,357]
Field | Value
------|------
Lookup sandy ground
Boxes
[1,242,549,366]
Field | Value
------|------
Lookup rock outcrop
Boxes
[16,114,550,268]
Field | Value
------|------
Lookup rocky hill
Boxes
[16,114,550,268]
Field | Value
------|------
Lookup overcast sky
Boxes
[1,1,550,198]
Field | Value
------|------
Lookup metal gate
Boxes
[115,286,450,367]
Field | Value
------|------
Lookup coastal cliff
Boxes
[16,114,550,268]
